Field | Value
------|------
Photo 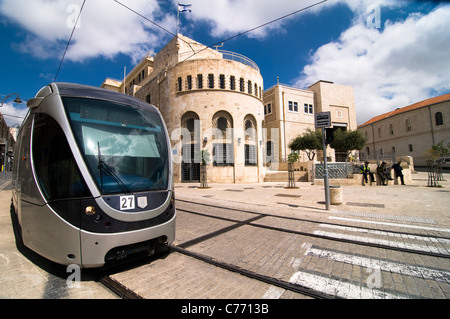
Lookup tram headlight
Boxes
[85,206,96,215]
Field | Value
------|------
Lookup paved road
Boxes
[0,170,449,299]
[0,176,117,299]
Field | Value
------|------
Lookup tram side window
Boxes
[13,111,33,189]
[32,113,90,200]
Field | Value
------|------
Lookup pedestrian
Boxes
[377,162,393,185]
[391,161,405,185]
[360,161,374,185]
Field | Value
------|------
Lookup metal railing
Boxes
[218,50,260,72]
[178,49,260,72]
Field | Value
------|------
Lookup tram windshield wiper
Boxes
[97,142,132,195]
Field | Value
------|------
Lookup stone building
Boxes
[357,93,450,166]
[0,113,16,171]
[102,34,264,183]
[263,80,357,164]
[102,34,358,183]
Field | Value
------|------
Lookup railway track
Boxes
[176,199,450,259]
[169,199,450,299]
[87,268,144,299]
[90,199,450,299]
[170,245,336,299]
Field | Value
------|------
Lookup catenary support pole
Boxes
[322,127,330,210]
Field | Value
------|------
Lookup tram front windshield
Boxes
[63,97,169,195]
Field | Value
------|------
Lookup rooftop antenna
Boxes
[213,43,224,50]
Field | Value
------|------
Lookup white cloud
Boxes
[2,0,448,127]
[0,0,400,63]
[1,102,28,127]
[183,0,347,39]
[0,0,175,63]
[181,0,402,39]
[293,4,450,124]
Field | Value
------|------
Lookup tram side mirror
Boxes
[27,97,44,109]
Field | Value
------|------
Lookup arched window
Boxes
[244,120,255,140]
[212,111,234,166]
[244,115,257,166]
[181,111,200,141]
[435,112,443,126]
[212,111,233,137]
[185,118,195,132]
[181,112,201,181]
[217,117,228,132]
[405,119,412,132]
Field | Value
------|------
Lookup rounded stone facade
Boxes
[132,35,265,183]
[169,57,265,183]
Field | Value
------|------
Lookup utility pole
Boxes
[321,127,330,210]
[315,112,331,210]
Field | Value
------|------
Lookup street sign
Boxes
[315,112,331,128]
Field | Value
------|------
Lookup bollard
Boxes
[329,185,343,205]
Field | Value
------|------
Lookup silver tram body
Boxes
[11,83,176,268]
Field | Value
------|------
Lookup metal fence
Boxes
[360,151,396,164]
[315,162,353,179]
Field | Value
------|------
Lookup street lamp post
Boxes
[2,138,7,180]
[1,93,23,107]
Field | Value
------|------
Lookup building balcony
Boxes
[218,50,260,72]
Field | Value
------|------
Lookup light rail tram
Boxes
[11,82,175,268]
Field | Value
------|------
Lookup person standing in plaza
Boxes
[392,161,405,185]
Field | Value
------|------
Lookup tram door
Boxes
[181,143,200,182]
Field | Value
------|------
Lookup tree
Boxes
[201,149,210,165]
[289,129,322,160]
[286,152,299,188]
[423,140,449,160]
[199,149,211,188]
[287,152,299,164]
[424,141,448,183]
[329,129,366,157]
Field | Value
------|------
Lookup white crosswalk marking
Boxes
[314,229,449,255]
[289,271,405,299]
[320,222,450,245]
[329,216,450,233]
[289,245,450,298]
[305,247,450,282]
[262,285,285,299]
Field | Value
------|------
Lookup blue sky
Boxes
[1,0,449,127]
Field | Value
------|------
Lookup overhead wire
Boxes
[180,0,328,65]
[54,0,87,82]
[112,0,195,52]
[113,0,177,38]
[55,0,328,83]
[206,0,328,48]
[114,0,328,68]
